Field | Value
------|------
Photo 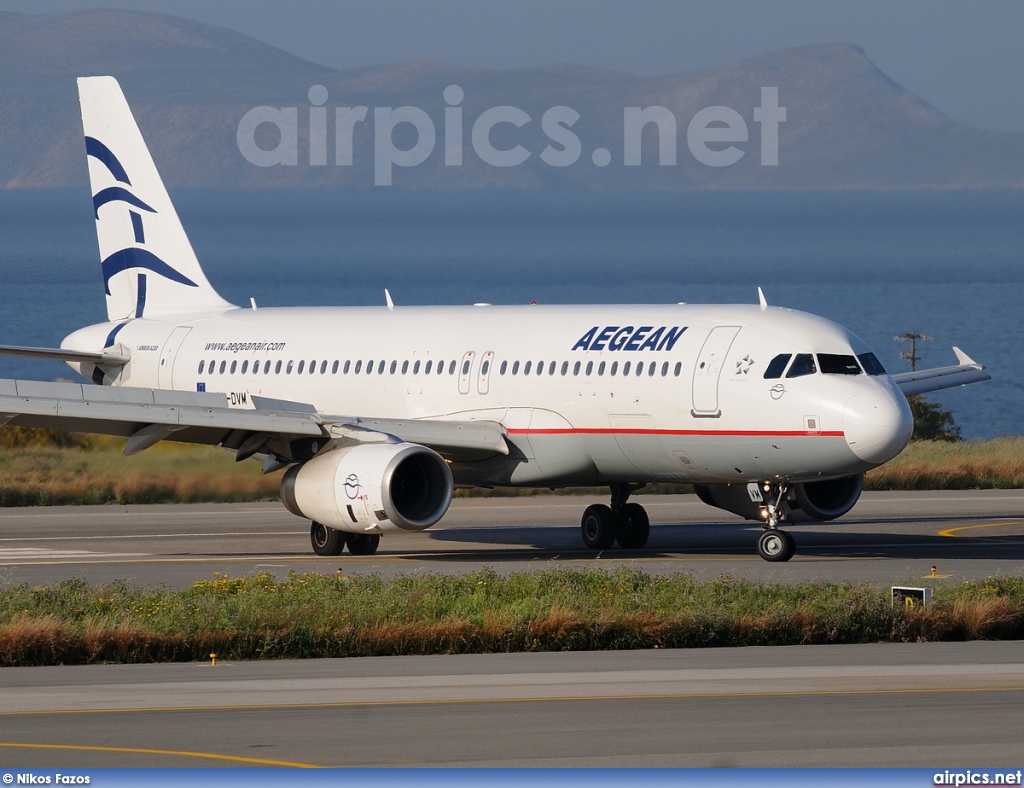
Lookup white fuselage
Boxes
[63,301,914,489]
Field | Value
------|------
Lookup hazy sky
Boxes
[5,0,1024,132]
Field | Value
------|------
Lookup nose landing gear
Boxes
[756,482,796,562]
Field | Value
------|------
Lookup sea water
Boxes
[1,189,1021,439]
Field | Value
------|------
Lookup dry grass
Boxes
[1,571,1021,665]
[1,434,1023,507]
[0,437,279,505]
[865,438,1024,490]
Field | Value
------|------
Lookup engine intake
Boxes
[281,442,453,533]
[694,473,864,523]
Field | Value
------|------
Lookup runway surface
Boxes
[2,493,1024,768]
[2,642,1023,767]
[1,490,1023,587]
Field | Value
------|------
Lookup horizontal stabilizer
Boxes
[0,343,129,366]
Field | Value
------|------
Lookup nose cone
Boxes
[843,386,913,466]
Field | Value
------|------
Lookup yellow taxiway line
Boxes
[0,741,317,767]
[937,520,1024,539]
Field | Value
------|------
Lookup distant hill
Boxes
[2,8,1023,190]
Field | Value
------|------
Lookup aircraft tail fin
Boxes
[77,76,235,321]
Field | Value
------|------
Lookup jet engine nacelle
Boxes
[281,442,453,533]
[694,473,864,523]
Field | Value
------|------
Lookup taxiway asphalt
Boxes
[1,491,1023,587]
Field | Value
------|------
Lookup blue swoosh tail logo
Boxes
[101,248,198,295]
[85,137,131,185]
[92,187,156,218]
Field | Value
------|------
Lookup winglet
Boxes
[757,287,768,310]
[385,289,395,311]
[952,346,981,367]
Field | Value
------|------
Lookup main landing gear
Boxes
[310,521,381,557]
[581,483,650,550]
[756,482,795,562]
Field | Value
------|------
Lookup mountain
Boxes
[1,8,1022,190]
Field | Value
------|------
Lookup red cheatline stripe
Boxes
[507,428,846,437]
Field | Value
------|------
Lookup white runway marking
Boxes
[0,548,149,564]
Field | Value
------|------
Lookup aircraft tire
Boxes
[615,502,650,549]
[757,529,795,562]
[311,521,346,556]
[581,504,617,550]
[345,533,381,556]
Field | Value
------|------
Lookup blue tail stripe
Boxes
[135,273,148,318]
[101,248,199,295]
[93,187,155,218]
[85,137,131,185]
[130,211,145,244]
[103,321,128,349]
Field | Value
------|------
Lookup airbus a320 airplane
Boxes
[0,77,991,561]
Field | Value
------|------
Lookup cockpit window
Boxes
[786,353,817,378]
[763,354,792,379]
[857,352,887,376]
[818,354,862,375]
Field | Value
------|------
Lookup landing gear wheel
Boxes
[345,534,381,556]
[757,529,795,562]
[581,504,617,550]
[615,502,650,549]
[310,521,345,556]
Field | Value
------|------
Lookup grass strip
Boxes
[1,569,1022,666]
[1,437,1024,506]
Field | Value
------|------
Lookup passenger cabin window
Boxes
[764,354,792,379]
[786,354,817,378]
[858,352,887,376]
[818,354,862,375]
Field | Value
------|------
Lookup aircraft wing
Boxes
[891,347,991,396]
[0,379,509,464]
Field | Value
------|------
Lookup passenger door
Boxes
[691,326,740,417]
